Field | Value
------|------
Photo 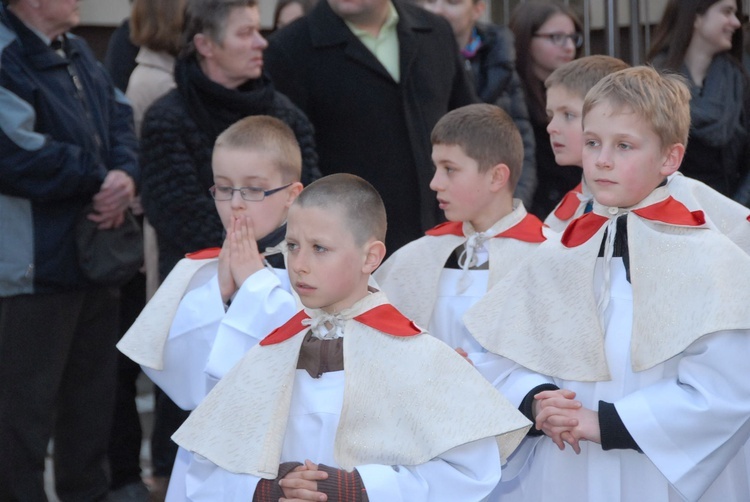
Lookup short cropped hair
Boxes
[294,174,387,246]
[182,0,257,57]
[545,55,630,100]
[583,66,691,148]
[130,0,186,56]
[431,104,524,190]
[214,115,302,183]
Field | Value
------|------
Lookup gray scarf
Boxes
[685,54,746,148]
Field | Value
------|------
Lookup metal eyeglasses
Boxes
[533,32,583,48]
[209,183,293,202]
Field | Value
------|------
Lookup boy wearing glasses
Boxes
[121,114,303,406]
[118,115,304,497]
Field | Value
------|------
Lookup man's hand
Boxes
[88,170,135,229]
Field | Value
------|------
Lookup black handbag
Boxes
[75,203,144,287]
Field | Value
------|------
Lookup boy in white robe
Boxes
[173,173,532,501]
[375,103,545,357]
[544,57,750,250]
[466,67,750,501]
[117,116,304,499]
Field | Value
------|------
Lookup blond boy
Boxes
[542,55,629,231]
[544,58,750,251]
[466,67,750,501]
[172,173,531,502]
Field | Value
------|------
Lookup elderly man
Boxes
[0,0,139,500]
[264,0,477,254]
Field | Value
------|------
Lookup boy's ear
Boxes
[362,239,386,274]
[488,163,511,192]
[659,143,685,177]
[284,182,304,208]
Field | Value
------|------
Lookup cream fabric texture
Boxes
[375,201,540,327]
[172,292,531,478]
[117,256,218,370]
[466,187,750,381]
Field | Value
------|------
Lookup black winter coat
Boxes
[264,0,476,253]
[467,23,537,207]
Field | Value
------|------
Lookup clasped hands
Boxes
[533,389,601,454]
[219,215,265,304]
[278,459,328,502]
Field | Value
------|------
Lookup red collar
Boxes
[185,247,221,260]
[260,304,422,346]
[561,196,706,248]
[425,214,546,243]
[553,183,584,221]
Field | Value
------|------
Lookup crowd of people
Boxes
[1,0,749,500]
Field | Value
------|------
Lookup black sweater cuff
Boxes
[599,400,641,452]
[520,383,560,436]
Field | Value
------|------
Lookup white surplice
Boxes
[173,292,532,502]
[468,189,750,501]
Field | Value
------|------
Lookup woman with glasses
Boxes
[510,0,583,219]
[648,0,750,204]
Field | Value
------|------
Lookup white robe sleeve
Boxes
[183,454,260,502]
[615,329,750,501]
[204,267,296,383]
[142,268,296,410]
[142,275,226,410]
[180,438,500,502]
[356,437,501,502]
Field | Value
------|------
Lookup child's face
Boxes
[582,102,678,208]
[286,204,371,314]
[529,13,577,81]
[430,143,507,232]
[546,85,584,167]
[212,146,302,240]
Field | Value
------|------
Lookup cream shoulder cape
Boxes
[172,292,531,477]
[374,201,544,327]
[466,188,750,381]
[116,251,219,370]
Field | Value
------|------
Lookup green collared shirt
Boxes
[345,2,400,82]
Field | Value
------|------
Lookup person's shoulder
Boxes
[267,12,314,50]
[396,0,451,32]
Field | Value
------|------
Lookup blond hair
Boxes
[583,66,690,148]
[214,115,302,183]
[431,104,524,190]
[545,55,630,100]
[294,174,387,246]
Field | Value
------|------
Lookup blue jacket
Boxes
[0,6,139,295]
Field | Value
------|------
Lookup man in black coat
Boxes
[264,0,476,253]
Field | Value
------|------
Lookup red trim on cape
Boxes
[185,247,221,260]
[561,196,707,248]
[260,310,310,346]
[632,197,705,226]
[426,221,463,237]
[353,304,422,337]
[259,305,422,346]
[561,212,608,248]
[553,183,583,221]
[747,215,750,223]
[425,215,546,243]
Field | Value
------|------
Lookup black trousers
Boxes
[108,273,147,490]
[0,288,119,502]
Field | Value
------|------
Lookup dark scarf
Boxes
[175,55,276,139]
[258,223,287,269]
[685,54,746,148]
